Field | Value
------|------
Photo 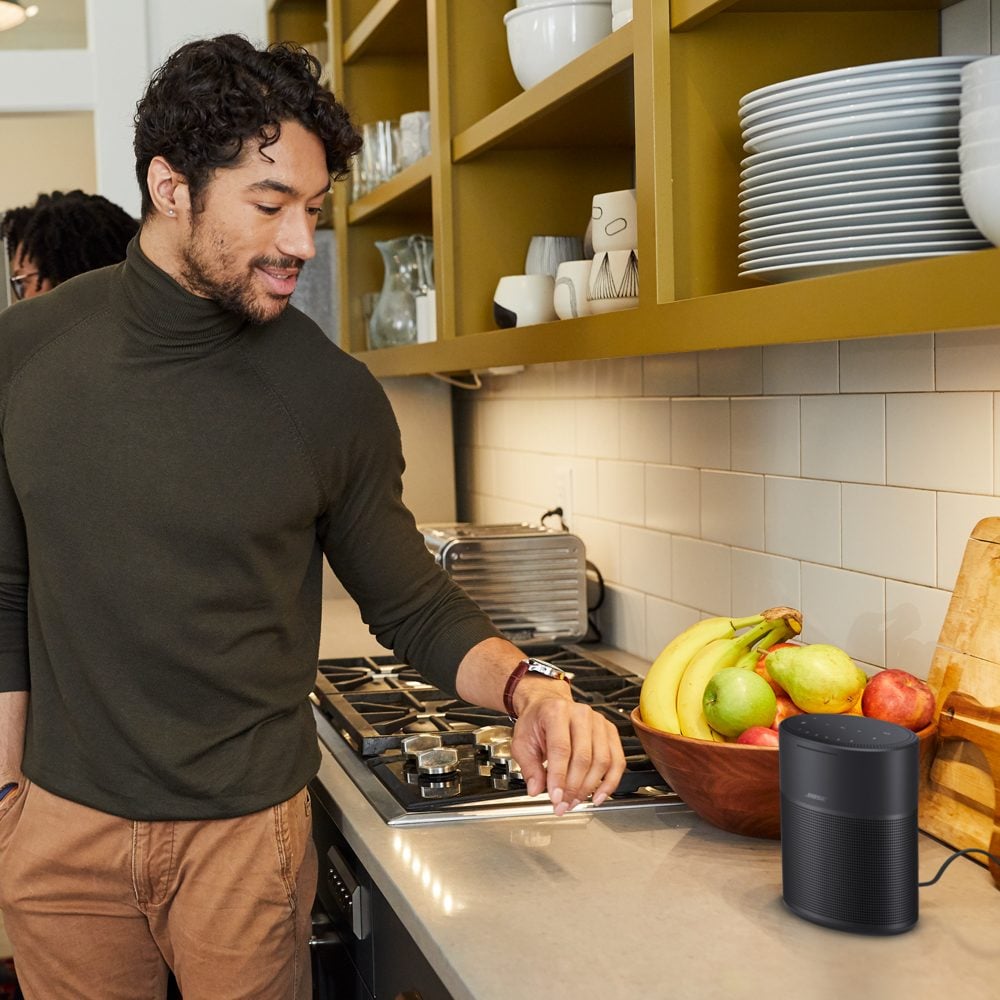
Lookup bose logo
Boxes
[806,792,827,802]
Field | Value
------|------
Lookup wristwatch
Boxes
[0,782,18,803]
[503,657,574,721]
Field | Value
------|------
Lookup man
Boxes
[0,34,625,1000]
[2,190,138,301]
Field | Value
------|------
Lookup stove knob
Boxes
[415,747,460,777]
[401,734,443,763]
[487,737,513,762]
[474,725,513,753]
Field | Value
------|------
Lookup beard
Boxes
[178,218,303,326]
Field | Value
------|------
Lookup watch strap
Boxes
[0,782,18,803]
[503,660,532,720]
[503,659,569,721]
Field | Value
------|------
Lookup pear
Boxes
[764,643,867,714]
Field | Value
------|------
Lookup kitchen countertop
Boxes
[316,595,999,999]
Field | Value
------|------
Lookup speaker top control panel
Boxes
[781,713,917,750]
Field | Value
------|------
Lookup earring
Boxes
[167,209,175,216]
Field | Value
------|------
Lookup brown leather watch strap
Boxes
[503,660,531,720]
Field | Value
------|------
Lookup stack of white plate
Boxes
[738,56,990,283]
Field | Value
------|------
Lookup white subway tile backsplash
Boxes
[643,353,698,397]
[936,491,1000,589]
[886,392,993,493]
[839,334,934,392]
[842,483,936,587]
[885,580,951,679]
[671,536,732,615]
[621,399,671,464]
[455,330,1000,681]
[598,583,646,658]
[765,476,841,566]
[645,465,700,537]
[596,357,643,397]
[801,394,884,485]
[671,398,731,470]
[573,514,621,582]
[935,328,1000,390]
[644,596,701,662]
[698,347,763,397]
[762,341,839,395]
[597,460,645,525]
[731,549,801,617]
[731,397,801,476]
[621,526,672,599]
[700,470,765,549]
[575,398,620,458]
[801,563,885,666]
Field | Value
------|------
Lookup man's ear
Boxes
[146,156,190,218]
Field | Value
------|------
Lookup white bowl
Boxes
[959,137,1000,173]
[961,78,1000,116]
[961,56,1000,88]
[960,164,1000,245]
[960,104,1000,143]
[504,1,613,91]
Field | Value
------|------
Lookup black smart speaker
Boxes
[779,713,919,935]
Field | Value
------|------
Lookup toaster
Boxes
[420,523,588,646]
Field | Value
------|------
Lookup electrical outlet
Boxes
[554,466,574,530]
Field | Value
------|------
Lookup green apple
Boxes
[703,668,777,738]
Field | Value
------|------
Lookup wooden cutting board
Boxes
[923,517,1000,889]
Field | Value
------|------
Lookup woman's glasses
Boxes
[10,271,38,302]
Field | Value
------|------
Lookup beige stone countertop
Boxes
[314,596,1000,1000]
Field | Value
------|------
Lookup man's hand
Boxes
[454,637,627,816]
[511,690,627,817]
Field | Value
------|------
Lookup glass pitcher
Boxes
[368,235,433,350]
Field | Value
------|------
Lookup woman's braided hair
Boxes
[133,34,362,219]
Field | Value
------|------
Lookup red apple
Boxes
[754,642,798,695]
[860,669,935,732]
[736,725,780,747]
[770,693,803,731]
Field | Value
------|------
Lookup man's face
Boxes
[178,120,330,325]
[10,244,52,300]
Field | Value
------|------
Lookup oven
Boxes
[308,775,453,1000]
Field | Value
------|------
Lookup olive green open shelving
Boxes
[267,0,999,379]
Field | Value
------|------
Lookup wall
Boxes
[454,330,1000,680]
[0,0,266,216]
[0,111,96,205]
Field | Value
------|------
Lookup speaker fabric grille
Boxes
[781,797,918,934]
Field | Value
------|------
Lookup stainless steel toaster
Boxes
[420,523,588,646]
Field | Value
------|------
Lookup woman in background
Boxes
[2,189,138,301]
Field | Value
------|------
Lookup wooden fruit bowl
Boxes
[631,707,937,840]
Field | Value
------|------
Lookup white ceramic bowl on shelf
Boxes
[960,78,1000,116]
[959,137,1000,173]
[961,55,1000,88]
[960,164,1000,245]
[504,0,613,92]
[959,104,1000,143]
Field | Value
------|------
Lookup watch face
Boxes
[525,658,573,681]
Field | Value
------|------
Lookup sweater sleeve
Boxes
[316,375,500,694]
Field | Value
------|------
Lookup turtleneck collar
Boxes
[119,236,247,351]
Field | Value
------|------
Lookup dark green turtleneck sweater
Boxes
[0,239,498,820]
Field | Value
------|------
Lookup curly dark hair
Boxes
[8,190,138,292]
[2,191,63,262]
[133,33,362,220]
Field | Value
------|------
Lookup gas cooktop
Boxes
[311,646,683,825]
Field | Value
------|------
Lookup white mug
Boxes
[591,188,637,253]
[553,260,594,319]
[493,274,556,328]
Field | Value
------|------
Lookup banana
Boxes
[676,609,803,740]
[639,614,764,733]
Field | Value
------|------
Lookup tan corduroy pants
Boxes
[0,781,317,1000]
